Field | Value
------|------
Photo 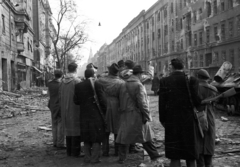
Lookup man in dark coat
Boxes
[59,62,81,157]
[196,69,218,167]
[74,68,106,164]
[47,69,64,148]
[159,58,201,167]
[97,63,125,156]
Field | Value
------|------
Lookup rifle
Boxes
[89,78,107,128]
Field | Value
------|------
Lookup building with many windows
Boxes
[92,0,240,78]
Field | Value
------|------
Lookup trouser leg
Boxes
[102,132,110,156]
[170,159,181,167]
[142,141,160,160]
[83,142,92,163]
[66,136,71,156]
[71,136,81,156]
[197,154,205,167]
[56,117,64,147]
[91,142,101,163]
[51,114,57,146]
[186,159,197,167]
[114,134,119,156]
[118,144,129,162]
[204,155,213,167]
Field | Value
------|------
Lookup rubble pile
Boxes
[0,90,49,119]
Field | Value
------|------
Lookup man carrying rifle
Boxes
[74,68,106,164]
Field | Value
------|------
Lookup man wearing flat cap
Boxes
[159,58,202,167]
[116,65,161,165]
[97,63,125,157]
[48,69,64,149]
[196,69,218,167]
[59,62,82,157]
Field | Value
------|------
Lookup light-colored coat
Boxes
[59,73,81,136]
[116,75,154,144]
[98,75,124,134]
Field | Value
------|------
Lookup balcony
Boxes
[17,42,24,53]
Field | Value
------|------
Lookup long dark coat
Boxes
[73,78,106,143]
[59,73,81,136]
[151,76,160,92]
[48,78,62,119]
[197,80,218,155]
[159,71,201,160]
[116,75,154,144]
[98,75,125,134]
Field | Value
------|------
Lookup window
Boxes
[158,45,161,56]
[158,62,161,71]
[152,32,155,41]
[152,17,154,26]
[230,49,235,66]
[164,42,168,53]
[158,29,161,39]
[237,16,240,35]
[194,33,197,46]
[213,52,219,65]
[193,11,197,23]
[180,0,182,9]
[2,15,5,34]
[147,36,149,44]
[198,8,203,20]
[147,22,149,29]
[200,54,204,67]
[164,7,167,18]
[181,39,183,49]
[199,31,203,45]
[180,18,183,29]
[157,12,160,21]
[229,0,233,9]
[172,41,175,51]
[172,19,174,32]
[222,51,226,62]
[213,0,217,15]
[229,19,234,38]
[171,2,174,13]
[206,1,211,17]
[221,1,225,11]
[206,27,210,43]
[175,18,178,30]
[164,25,168,36]
[221,21,225,40]
[184,0,187,7]
[214,24,219,41]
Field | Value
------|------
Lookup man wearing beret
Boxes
[48,69,64,148]
[196,69,218,167]
[97,63,125,156]
[59,62,81,157]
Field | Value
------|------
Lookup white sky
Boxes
[49,0,158,65]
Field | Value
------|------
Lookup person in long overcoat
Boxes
[47,69,64,148]
[196,69,218,167]
[59,62,81,157]
[116,65,161,165]
[151,73,160,95]
[74,68,106,164]
[97,63,125,156]
[159,58,202,167]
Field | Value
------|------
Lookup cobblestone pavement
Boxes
[0,84,240,167]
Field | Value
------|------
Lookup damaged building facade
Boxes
[93,0,240,77]
[0,0,55,91]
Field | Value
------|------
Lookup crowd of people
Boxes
[47,58,218,167]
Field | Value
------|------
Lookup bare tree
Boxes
[49,0,89,70]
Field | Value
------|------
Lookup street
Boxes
[1,85,240,167]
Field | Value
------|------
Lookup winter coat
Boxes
[59,73,81,136]
[116,75,154,144]
[73,78,106,142]
[159,71,201,160]
[197,80,218,155]
[97,75,125,134]
[151,76,160,92]
[48,78,61,119]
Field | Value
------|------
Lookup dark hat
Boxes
[133,65,145,74]
[54,69,63,75]
[117,60,125,67]
[108,63,119,75]
[84,68,95,79]
[68,62,78,72]
[86,63,98,69]
[125,60,135,69]
[197,69,210,79]
[169,58,184,70]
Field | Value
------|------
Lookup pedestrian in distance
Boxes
[159,58,202,167]
[59,62,81,157]
[151,72,160,95]
[47,69,64,149]
[97,63,125,157]
[196,69,218,167]
[116,65,161,165]
[74,68,106,164]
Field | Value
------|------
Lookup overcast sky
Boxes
[49,0,158,65]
